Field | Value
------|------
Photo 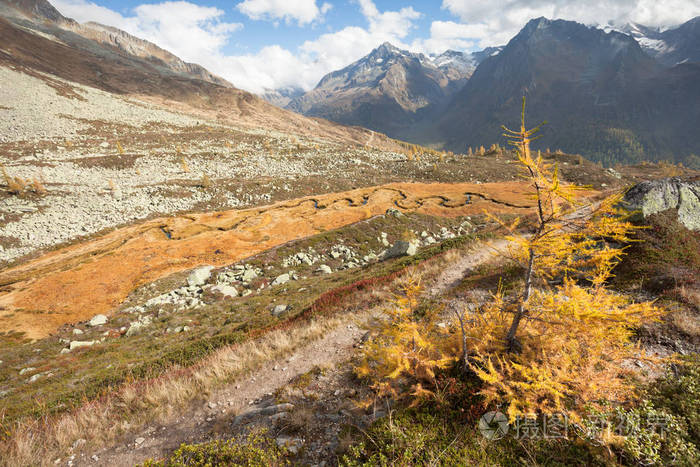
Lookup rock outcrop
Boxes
[623,178,700,230]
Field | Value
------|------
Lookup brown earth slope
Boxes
[0,182,541,339]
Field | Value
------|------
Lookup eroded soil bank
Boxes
[0,181,537,338]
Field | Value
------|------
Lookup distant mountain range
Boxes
[276,17,700,166]
[283,43,496,141]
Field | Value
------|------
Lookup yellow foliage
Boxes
[116,141,125,155]
[355,276,458,404]
[356,96,664,426]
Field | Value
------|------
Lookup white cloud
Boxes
[236,0,332,26]
[52,1,242,64]
[53,0,422,94]
[440,0,700,48]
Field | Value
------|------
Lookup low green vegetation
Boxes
[0,212,485,428]
[141,430,289,467]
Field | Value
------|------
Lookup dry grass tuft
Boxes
[2,164,47,196]
[180,155,190,173]
[284,405,316,433]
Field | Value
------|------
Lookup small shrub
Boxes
[141,430,289,466]
[30,178,46,195]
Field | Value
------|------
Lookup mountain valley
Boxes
[0,1,699,466]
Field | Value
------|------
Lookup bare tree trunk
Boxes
[506,247,535,352]
[453,307,469,370]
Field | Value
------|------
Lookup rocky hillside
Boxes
[286,43,480,140]
[0,0,397,148]
[0,0,230,87]
[433,17,700,166]
[617,17,700,66]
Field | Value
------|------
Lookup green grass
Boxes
[141,430,289,466]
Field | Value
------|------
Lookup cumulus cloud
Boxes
[236,0,332,26]
[440,0,700,48]
[52,1,242,64]
[54,0,422,93]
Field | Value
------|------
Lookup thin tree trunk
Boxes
[506,247,535,351]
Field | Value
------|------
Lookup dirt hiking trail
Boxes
[79,237,512,466]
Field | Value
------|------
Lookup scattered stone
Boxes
[269,412,290,423]
[385,207,404,218]
[19,367,35,375]
[69,340,95,350]
[208,401,217,409]
[134,437,145,446]
[211,284,239,298]
[232,403,295,425]
[380,232,389,246]
[88,314,108,327]
[187,265,214,287]
[241,269,258,283]
[272,273,290,286]
[272,304,288,317]
[72,328,84,335]
[606,167,622,179]
[316,264,332,274]
[28,373,45,383]
[275,436,303,455]
[72,438,86,450]
[125,315,152,336]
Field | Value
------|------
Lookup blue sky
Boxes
[51,1,700,94]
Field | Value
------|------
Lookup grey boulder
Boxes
[623,178,700,231]
[187,266,215,287]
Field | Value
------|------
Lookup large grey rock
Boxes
[187,266,214,287]
[382,240,418,260]
[88,314,108,327]
[623,178,700,231]
[210,284,239,298]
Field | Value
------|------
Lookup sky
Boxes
[50,0,700,94]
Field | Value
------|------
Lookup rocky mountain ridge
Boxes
[281,14,700,165]
[433,17,700,165]
[0,0,231,87]
[285,42,491,139]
